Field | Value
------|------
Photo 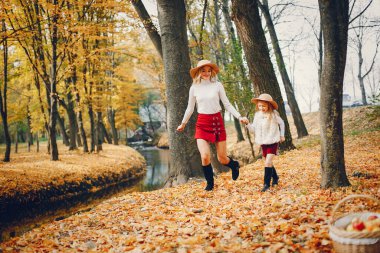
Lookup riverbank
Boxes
[0,143,146,241]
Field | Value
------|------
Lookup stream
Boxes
[0,145,170,242]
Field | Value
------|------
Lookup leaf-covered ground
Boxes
[1,129,379,252]
[0,144,146,199]
[0,143,146,241]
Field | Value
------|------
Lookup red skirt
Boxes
[261,143,279,157]
[195,112,226,143]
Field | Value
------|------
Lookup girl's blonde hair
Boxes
[193,67,218,84]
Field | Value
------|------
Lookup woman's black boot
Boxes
[202,164,214,191]
[272,167,279,186]
[226,156,240,180]
[261,167,272,192]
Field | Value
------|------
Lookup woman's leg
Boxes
[215,141,240,180]
[197,139,211,165]
[197,139,214,190]
[215,140,229,164]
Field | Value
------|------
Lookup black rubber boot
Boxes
[202,164,214,191]
[261,167,272,192]
[226,156,240,180]
[272,167,279,186]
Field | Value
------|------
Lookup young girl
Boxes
[176,59,249,191]
[246,93,285,192]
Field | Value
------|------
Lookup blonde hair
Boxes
[193,66,218,84]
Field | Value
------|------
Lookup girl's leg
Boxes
[197,139,214,190]
[261,154,275,192]
[266,153,279,185]
[265,154,275,167]
[215,141,240,180]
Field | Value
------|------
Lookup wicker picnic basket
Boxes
[329,195,380,253]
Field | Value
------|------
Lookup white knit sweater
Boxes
[247,111,285,145]
[181,79,241,124]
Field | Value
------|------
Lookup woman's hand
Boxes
[239,116,249,125]
[280,136,285,143]
[176,123,186,132]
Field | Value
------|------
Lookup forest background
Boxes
[0,0,379,174]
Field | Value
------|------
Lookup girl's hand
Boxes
[239,116,249,125]
[176,123,186,132]
[280,136,285,143]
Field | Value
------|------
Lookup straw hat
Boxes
[190,60,219,78]
[251,93,278,110]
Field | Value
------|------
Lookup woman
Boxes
[177,60,249,191]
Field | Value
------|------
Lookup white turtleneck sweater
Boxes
[181,80,241,124]
[246,111,285,145]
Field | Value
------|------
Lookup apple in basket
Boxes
[346,215,380,232]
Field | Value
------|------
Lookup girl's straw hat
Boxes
[251,93,279,110]
[190,60,219,78]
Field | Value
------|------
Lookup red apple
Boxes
[352,221,365,231]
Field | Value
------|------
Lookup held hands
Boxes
[280,136,285,143]
[239,116,249,125]
[176,123,186,132]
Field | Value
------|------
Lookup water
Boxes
[131,146,170,192]
[0,144,170,242]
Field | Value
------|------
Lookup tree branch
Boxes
[363,41,379,78]
[349,0,373,25]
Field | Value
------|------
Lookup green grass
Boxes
[345,127,380,137]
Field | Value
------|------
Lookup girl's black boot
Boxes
[202,164,214,191]
[261,167,272,192]
[272,167,279,186]
[226,156,240,180]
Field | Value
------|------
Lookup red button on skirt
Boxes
[195,112,226,143]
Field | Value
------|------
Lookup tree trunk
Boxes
[26,82,33,146]
[107,107,118,145]
[15,131,18,154]
[88,105,96,152]
[233,117,244,142]
[1,19,11,162]
[357,40,368,105]
[231,0,294,150]
[77,107,88,152]
[125,129,128,146]
[318,0,350,188]
[157,0,202,186]
[72,68,88,152]
[101,122,112,144]
[259,0,308,138]
[132,0,163,58]
[221,0,249,142]
[57,114,70,146]
[76,132,82,147]
[26,106,33,147]
[213,0,228,66]
[318,19,323,86]
[36,132,40,152]
[95,111,103,152]
[66,87,78,150]
[48,0,59,161]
